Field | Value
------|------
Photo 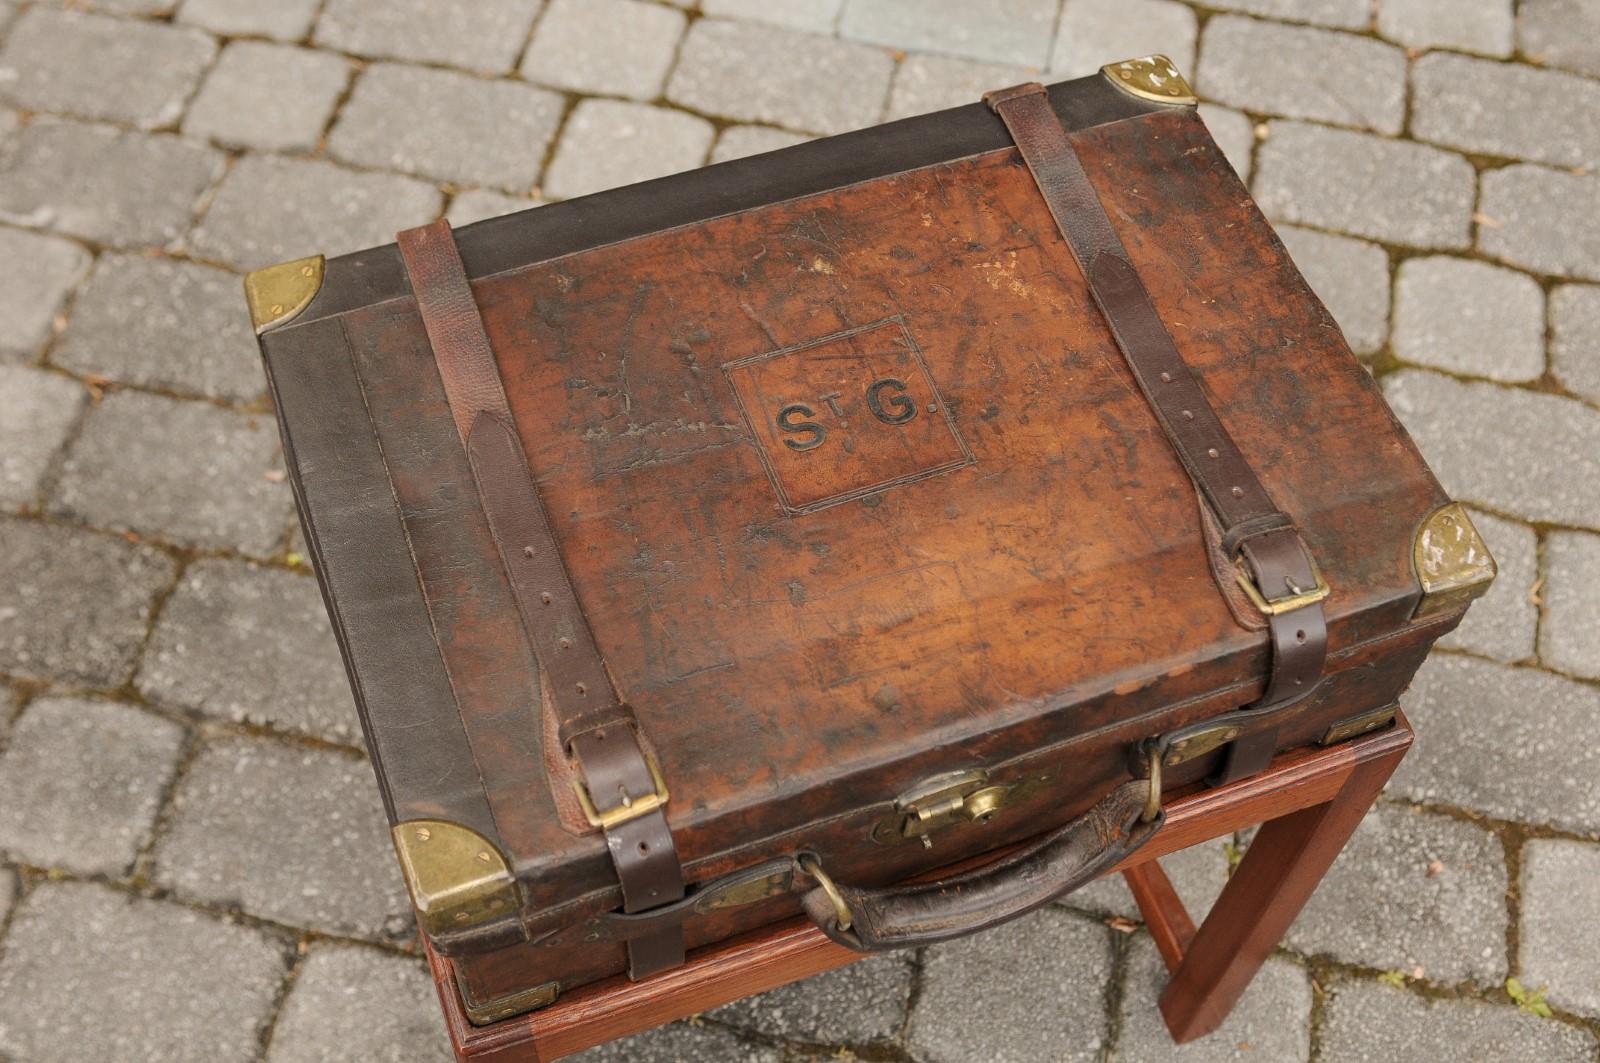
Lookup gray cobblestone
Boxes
[1198,103,1254,185]
[1383,369,1600,529]
[1437,509,1538,662]
[1276,225,1389,356]
[1396,653,1600,834]
[1115,935,1311,1061]
[0,697,184,876]
[1520,839,1600,1019]
[709,953,912,1045]
[188,154,441,270]
[886,54,1030,122]
[1051,0,1196,80]
[1199,0,1368,29]
[0,119,224,248]
[446,189,538,228]
[1063,837,1232,921]
[1518,0,1600,78]
[0,866,13,926]
[1540,531,1600,680]
[0,226,89,361]
[53,253,262,403]
[522,0,684,100]
[1413,53,1600,171]
[701,0,842,34]
[39,0,178,12]
[1286,803,1508,984]
[314,0,543,74]
[154,737,411,940]
[840,0,1057,67]
[544,99,713,200]
[710,125,812,164]
[0,9,216,130]
[0,517,173,686]
[1198,17,1405,134]
[50,390,292,555]
[184,42,350,153]
[669,19,894,136]
[909,908,1112,1063]
[177,0,322,41]
[331,64,561,192]
[1254,122,1474,250]
[1378,0,1512,55]
[0,366,82,510]
[1392,256,1544,382]
[0,882,288,1063]
[266,945,451,1063]
[1551,284,1600,404]
[572,1021,782,1062]
[1478,164,1600,282]
[139,559,356,741]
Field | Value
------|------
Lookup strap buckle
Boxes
[572,752,670,830]
[1233,555,1330,616]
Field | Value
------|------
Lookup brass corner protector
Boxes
[1413,502,1497,619]
[1101,55,1197,107]
[392,819,518,940]
[460,979,559,1026]
[243,254,325,335]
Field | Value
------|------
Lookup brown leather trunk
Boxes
[253,62,1493,1023]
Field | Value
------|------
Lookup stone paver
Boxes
[1200,0,1368,29]
[1412,53,1600,172]
[267,945,452,1063]
[909,908,1113,1063]
[1198,103,1254,184]
[1478,164,1600,282]
[0,881,289,1063]
[0,119,224,248]
[138,559,357,742]
[886,54,1031,122]
[1436,509,1538,662]
[53,253,263,403]
[1198,17,1406,134]
[153,737,411,940]
[0,9,216,130]
[669,19,895,136]
[1540,531,1600,680]
[572,1021,782,1062]
[840,0,1058,67]
[184,42,351,153]
[1319,977,1596,1062]
[0,366,83,510]
[188,154,441,271]
[710,125,812,165]
[1378,0,1513,56]
[446,189,538,228]
[1286,804,1508,984]
[710,953,912,1045]
[331,65,561,192]
[314,0,544,73]
[0,517,174,686]
[1115,935,1311,1061]
[1051,0,1197,80]
[541,100,714,201]
[701,0,843,35]
[1254,122,1475,250]
[1392,257,1544,382]
[0,226,90,361]
[1551,284,1600,404]
[522,0,685,101]
[0,696,184,876]
[1518,0,1600,78]
[0,866,13,926]
[1277,225,1389,356]
[178,0,322,41]
[1520,839,1600,1019]
[1396,653,1600,835]
[1384,369,1600,530]
[50,390,293,555]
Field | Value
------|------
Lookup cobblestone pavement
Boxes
[0,1,1597,1060]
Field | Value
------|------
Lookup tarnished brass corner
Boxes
[392,820,518,939]
[243,254,324,334]
[460,979,559,1026]
[1413,502,1497,619]
[1101,55,1197,107]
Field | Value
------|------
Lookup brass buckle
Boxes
[1234,556,1330,616]
[572,753,670,831]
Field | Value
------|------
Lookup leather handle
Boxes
[801,780,1161,951]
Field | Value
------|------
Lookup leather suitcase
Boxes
[249,57,1496,1027]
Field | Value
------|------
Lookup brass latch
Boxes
[894,770,1012,847]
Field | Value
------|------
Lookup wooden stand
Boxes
[427,713,1412,1061]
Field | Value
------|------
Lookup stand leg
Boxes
[1124,862,1195,973]
[1158,734,1409,1043]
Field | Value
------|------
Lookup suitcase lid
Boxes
[256,66,1486,953]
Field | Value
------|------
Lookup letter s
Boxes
[776,403,826,451]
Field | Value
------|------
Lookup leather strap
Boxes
[985,84,1327,780]
[397,220,685,978]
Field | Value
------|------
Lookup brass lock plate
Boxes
[869,767,1053,845]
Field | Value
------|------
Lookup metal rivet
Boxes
[1231,486,1244,497]
[523,546,535,558]
[1181,410,1194,420]
[559,637,571,649]
[300,265,314,278]
[414,827,431,842]
[269,303,284,315]
[575,682,587,695]
[476,851,492,863]
[1207,448,1220,458]
[454,911,469,922]
[540,592,552,604]
[1160,371,1172,383]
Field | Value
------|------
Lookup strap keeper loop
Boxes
[1220,511,1294,558]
